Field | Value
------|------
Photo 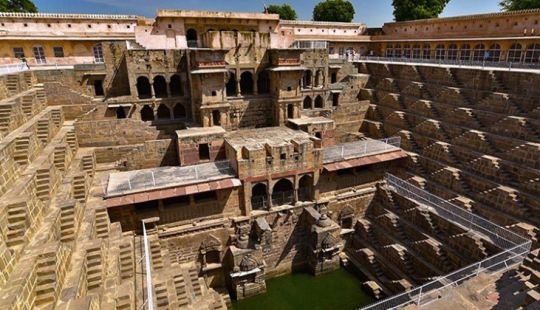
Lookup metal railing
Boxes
[251,195,268,211]
[291,41,328,49]
[0,63,28,75]
[358,174,532,310]
[141,221,154,310]
[352,56,540,71]
[271,190,295,206]
[323,137,401,164]
[187,40,198,48]
[105,160,236,197]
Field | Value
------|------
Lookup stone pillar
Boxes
[150,82,156,99]
[253,76,258,95]
[203,112,210,127]
[267,186,273,209]
[244,182,251,216]
[236,77,241,97]
[220,110,227,127]
[166,79,171,98]
[293,175,299,203]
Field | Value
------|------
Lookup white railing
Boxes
[141,221,154,310]
[291,41,328,49]
[0,63,28,75]
[323,137,401,163]
[358,174,532,310]
[0,12,138,19]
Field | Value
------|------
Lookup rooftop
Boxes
[105,160,237,198]
[225,127,313,151]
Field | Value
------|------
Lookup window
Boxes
[92,44,104,63]
[33,46,46,64]
[53,47,64,57]
[13,47,24,58]
[199,143,210,160]
[507,43,522,63]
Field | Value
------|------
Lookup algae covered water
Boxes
[231,267,375,310]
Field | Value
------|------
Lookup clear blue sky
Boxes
[32,0,502,27]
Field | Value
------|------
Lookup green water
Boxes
[231,268,375,310]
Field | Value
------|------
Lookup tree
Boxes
[267,4,298,20]
[392,0,450,22]
[0,0,38,13]
[499,0,540,11]
[312,0,355,22]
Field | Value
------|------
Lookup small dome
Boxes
[239,254,259,272]
[322,233,338,249]
[317,213,332,227]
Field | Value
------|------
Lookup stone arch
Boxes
[488,43,501,62]
[435,43,445,60]
[157,104,170,120]
[136,76,152,99]
[251,183,268,210]
[186,28,198,47]
[226,72,236,97]
[173,103,186,119]
[153,75,168,98]
[472,43,485,61]
[508,43,522,63]
[257,71,270,94]
[212,110,221,126]
[394,44,402,57]
[315,69,324,87]
[200,235,222,267]
[140,105,154,121]
[170,74,183,96]
[240,71,254,95]
[239,254,259,272]
[447,44,458,60]
[314,95,324,109]
[297,175,312,201]
[272,178,294,206]
[460,44,471,61]
[72,43,88,56]
[303,70,312,88]
[303,96,312,110]
[412,44,421,58]
[339,205,355,229]
[422,44,431,59]
[524,43,540,63]
[403,44,411,58]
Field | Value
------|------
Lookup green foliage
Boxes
[0,0,38,12]
[392,0,450,22]
[499,0,540,11]
[267,4,298,20]
[312,0,355,22]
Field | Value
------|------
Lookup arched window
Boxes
[170,74,183,96]
[92,44,104,63]
[394,44,402,58]
[157,104,170,120]
[297,175,312,201]
[460,44,471,61]
[472,43,485,61]
[524,43,540,63]
[32,45,46,64]
[315,70,324,87]
[153,75,168,98]
[226,72,236,97]
[314,95,324,109]
[403,44,411,58]
[173,103,186,119]
[240,71,254,95]
[272,179,294,206]
[251,183,268,210]
[447,44,458,60]
[507,43,522,63]
[303,70,312,88]
[412,44,421,59]
[303,96,312,110]
[386,44,393,57]
[435,44,445,60]
[287,104,294,119]
[140,105,154,122]
[136,76,152,99]
[488,44,501,62]
[257,71,270,94]
[422,44,431,59]
[186,28,198,48]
